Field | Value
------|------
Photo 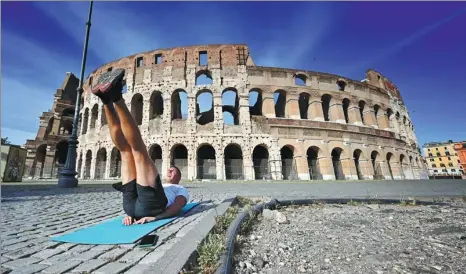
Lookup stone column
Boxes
[44,148,55,178]
[187,143,196,180]
[105,149,112,179]
[348,104,363,125]
[270,139,282,180]
[319,157,335,180]
[90,151,97,180]
[390,161,402,179]
[329,98,346,123]
[309,97,324,121]
[359,159,374,179]
[215,148,224,180]
[363,108,377,128]
[295,155,310,180]
[187,95,197,135]
[213,94,224,134]
[238,94,252,134]
[287,97,301,119]
[342,157,358,180]
[243,146,254,180]
[262,93,275,118]
[141,94,151,133]
[378,113,390,130]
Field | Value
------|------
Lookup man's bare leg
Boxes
[113,99,158,188]
[104,103,136,185]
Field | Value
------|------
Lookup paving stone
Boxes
[3,245,44,260]
[40,260,82,274]
[2,242,32,252]
[138,241,176,265]
[55,243,77,251]
[1,238,26,246]
[124,263,158,274]
[92,262,132,274]
[91,245,113,251]
[97,248,129,261]
[117,248,152,264]
[36,241,61,249]
[70,249,106,261]
[1,266,10,274]
[7,263,48,274]
[40,252,74,265]
[0,256,10,264]
[68,245,93,254]
[3,257,42,269]
[70,259,108,273]
[31,248,64,260]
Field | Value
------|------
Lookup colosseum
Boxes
[71,44,426,181]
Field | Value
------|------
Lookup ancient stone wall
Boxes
[77,44,424,181]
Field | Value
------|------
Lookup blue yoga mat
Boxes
[51,202,199,245]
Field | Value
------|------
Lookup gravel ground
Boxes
[233,201,466,274]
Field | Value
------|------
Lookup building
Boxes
[423,140,464,179]
[23,73,79,179]
[453,141,466,178]
[71,44,425,181]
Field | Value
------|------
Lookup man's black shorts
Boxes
[113,175,168,219]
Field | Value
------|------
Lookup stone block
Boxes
[70,259,109,273]
[92,262,132,274]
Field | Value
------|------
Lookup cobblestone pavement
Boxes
[1,179,465,273]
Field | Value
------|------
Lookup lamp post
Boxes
[58,1,94,188]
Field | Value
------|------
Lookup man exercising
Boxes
[91,68,189,226]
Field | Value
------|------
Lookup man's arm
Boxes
[155,195,187,220]
[134,196,187,224]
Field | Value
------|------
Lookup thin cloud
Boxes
[347,6,466,74]
[34,2,161,65]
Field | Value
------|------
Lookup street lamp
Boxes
[58,1,94,188]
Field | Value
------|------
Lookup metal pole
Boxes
[58,1,94,188]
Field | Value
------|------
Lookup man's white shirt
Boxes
[162,183,190,208]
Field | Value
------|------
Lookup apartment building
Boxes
[423,140,464,178]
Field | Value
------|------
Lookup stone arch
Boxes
[373,104,381,127]
[386,152,394,179]
[100,105,107,126]
[337,79,347,91]
[61,108,74,117]
[171,89,188,120]
[77,152,83,178]
[281,145,297,180]
[95,148,107,179]
[400,153,406,179]
[60,119,73,135]
[371,150,383,179]
[110,147,121,178]
[32,144,48,178]
[195,70,213,85]
[90,104,98,129]
[149,91,164,120]
[84,150,92,179]
[149,144,163,174]
[353,149,364,180]
[222,88,240,125]
[224,144,244,180]
[321,94,332,121]
[298,92,310,119]
[331,147,345,180]
[252,145,270,180]
[359,100,366,125]
[131,93,143,125]
[80,97,84,109]
[196,89,214,125]
[342,98,350,123]
[44,117,55,138]
[170,144,188,179]
[82,108,89,134]
[54,140,68,166]
[196,144,216,180]
[294,74,307,86]
[307,146,322,180]
[249,88,263,116]
[274,89,287,118]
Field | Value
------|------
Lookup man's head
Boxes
[166,165,181,184]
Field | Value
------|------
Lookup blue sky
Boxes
[2,1,466,148]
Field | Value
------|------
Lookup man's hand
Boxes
[134,216,156,224]
[122,216,133,226]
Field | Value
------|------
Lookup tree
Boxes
[1,137,11,145]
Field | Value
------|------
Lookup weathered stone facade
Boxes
[76,44,426,181]
[24,73,79,179]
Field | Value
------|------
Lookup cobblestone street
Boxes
[1,179,466,273]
